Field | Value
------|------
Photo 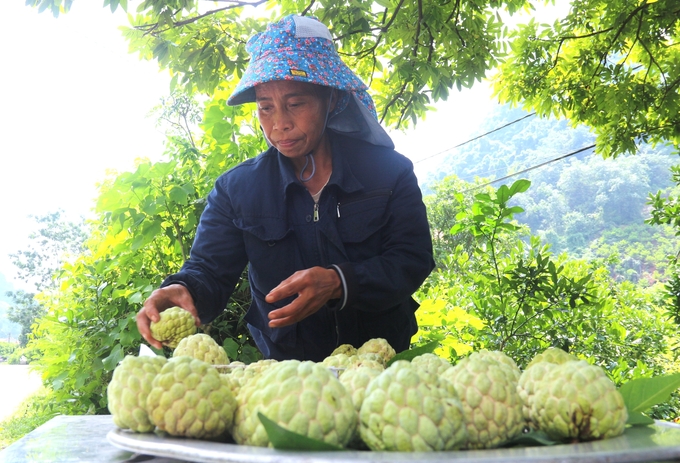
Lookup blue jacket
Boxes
[163,132,435,361]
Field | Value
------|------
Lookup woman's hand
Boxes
[265,267,342,328]
[137,284,200,349]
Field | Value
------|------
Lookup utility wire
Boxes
[414,112,537,164]
[460,144,597,194]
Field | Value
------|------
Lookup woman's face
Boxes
[255,80,334,162]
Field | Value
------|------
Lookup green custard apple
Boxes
[146,356,236,439]
[107,355,167,433]
[173,333,229,365]
[359,360,467,452]
[530,360,628,442]
[232,360,356,448]
[149,306,197,349]
[441,350,525,449]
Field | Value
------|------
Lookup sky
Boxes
[0,1,499,288]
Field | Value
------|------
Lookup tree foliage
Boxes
[21,0,680,420]
[30,0,536,129]
[416,178,679,418]
[494,0,680,158]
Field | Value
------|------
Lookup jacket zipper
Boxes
[336,189,393,218]
[311,195,339,346]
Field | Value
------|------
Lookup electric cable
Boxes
[459,144,597,194]
[414,112,537,164]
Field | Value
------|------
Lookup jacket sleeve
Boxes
[334,164,435,312]
[161,176,249,324]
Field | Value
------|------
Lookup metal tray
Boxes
[107,421,680,463]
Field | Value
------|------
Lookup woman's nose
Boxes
[272,109,293,131]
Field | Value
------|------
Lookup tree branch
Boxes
[135,1,267,35]
[300,0,315,16]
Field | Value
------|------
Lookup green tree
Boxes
[6,291,43,347]
[417,179,678,420]
[494,0,680,159]
[5,211,87,348]
[28,0,533,129]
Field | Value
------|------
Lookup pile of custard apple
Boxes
[108,307,628,450]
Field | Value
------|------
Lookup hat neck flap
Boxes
[328,93,394,149]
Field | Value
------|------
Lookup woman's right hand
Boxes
[137,284,200,349]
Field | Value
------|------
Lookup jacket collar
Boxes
[278,132,364,199]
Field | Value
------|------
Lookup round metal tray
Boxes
[108,420,680,463]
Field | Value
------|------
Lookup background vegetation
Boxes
[1,0,679,447]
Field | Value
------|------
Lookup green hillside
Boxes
[421,105,679,285]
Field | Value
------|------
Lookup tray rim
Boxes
[106,420,680,463]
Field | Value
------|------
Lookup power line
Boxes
[414,112,537,164]
[460,144,597,193]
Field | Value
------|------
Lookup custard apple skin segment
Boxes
[232,360,356,448]
[107,355,167,433]
[146,356,236,439]
[359,360,467,452]
[149,306,197,348]
[357,338,396,366]
[173,333,229,365]
[474,349,522,382]
[442,351,525,449]
[411,353,453,376]
[531,360,628,442]
[519,348,578,426]
[331,344,358,357]
[526,347,577,369]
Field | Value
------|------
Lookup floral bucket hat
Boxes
[227,14,394,149]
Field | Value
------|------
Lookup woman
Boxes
[136,14,435,361]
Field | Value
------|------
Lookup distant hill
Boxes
[420,103,679,284]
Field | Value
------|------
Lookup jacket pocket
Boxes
[336,189,392,243]
[233,216,295,275]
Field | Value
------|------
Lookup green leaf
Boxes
[509,179,531,195]
[627,411,655,425]
[386,340,439,367]
[223,337,239,361]
[258,412,345,451]
[501,430,559,447]
[619,373,680,417]
[102,344,124,371]
[169,185,189,205]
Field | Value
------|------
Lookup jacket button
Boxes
[267,241,276,247]
[305,215,312,222]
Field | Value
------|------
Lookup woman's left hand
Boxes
[265,267,342,328]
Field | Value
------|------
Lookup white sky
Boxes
[0,1,503,288]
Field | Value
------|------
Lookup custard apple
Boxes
[173,333,229,365]
[146,356,236,439]
[150,306,197,348]
[518,348,578,425]
[411,353,452,376]
[338,363,383,449]
[232,360,356,448]
[526,347,577,370]
[331,344,358,357]
[349,357,384,372]
[442,351,524,449]
[359,360,467,451]
[107,355,167,432]
[322,353,358,371]
[357,338,396,366]
[474,349,521,382]
[531,360,627,442]
[339,364,383,413]
[225,359,278,393]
